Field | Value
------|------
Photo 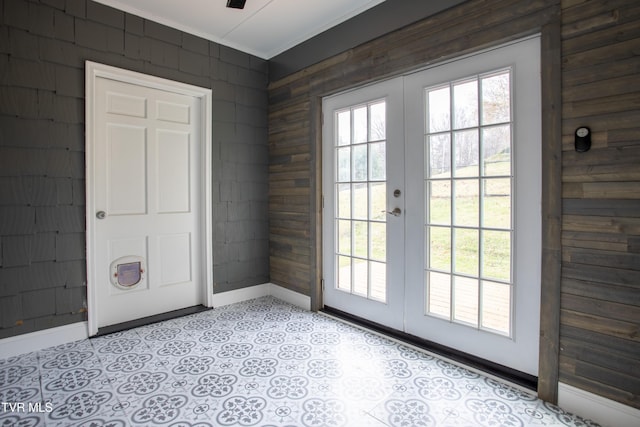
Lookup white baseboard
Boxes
[268,283,312,310]
[0,284,310,361]
[212,282,311,311]
[558,382,640,427]
[0,322,89,360]
[211,283,272,307]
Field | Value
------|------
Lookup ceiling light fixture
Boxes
[226,0,246,9]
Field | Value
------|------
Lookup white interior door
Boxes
[87,63,213,334]
[323,37,541,375]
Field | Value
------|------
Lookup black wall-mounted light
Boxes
[574,126,591,152]
[226,0,246,9]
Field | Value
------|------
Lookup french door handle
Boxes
[382,208,402,217]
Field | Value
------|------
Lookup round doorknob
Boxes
[96,211,106,220]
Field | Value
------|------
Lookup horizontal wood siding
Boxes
[560,0,640,409]
[268,0,561,401]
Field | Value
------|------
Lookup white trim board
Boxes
[558,382,640,427]
[0,322,89,360]
[0,284,310,360]
[211,283,311,311]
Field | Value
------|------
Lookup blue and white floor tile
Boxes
[0,296,601,426]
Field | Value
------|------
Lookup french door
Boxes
[322,37,541,375]
[322,77,406,330]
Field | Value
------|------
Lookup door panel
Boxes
[158,233,192,286]
[106,124,147,215]
[106,91,146,117]
[156,100,191,124]
[156,130,191,213]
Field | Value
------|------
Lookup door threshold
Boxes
[92,305,211,337]
[322,305,538,392]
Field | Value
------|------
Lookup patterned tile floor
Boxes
[0,297,600,426]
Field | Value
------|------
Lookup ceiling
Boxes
[94,0,387,59]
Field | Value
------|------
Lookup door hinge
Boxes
[321,195,324,210]
[321,279,325,292]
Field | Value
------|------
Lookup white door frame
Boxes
[85,61,213,336]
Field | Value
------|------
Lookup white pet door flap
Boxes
[110,256,146,290]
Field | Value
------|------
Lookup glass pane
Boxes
[337,184,351,219]
[428,134,451,178]
[483,178,511,229]
[482,72,510,125]
[422,68,514,335]
[331,99,389,304]
[483,125,511,176]
[454,228,479,276]
[337,256,351,291]
[427,86,450,133]
[353,221,368,258]
[482,230,511,282]
[453,276,478,326]
[481,281,511,334]
[428,181,451,225]
[370,261,386,302]
[453,79,478,129]
[428,271,451,318]
[453,179,479,227]
[337,220,351,255]
[429,226,450,272]
[370,222,386,261]
[370,182,386,221]
[353,106,367,143]
[352,144,367,181]
[454,130,479,177]
[370,101,386,141]
[353,258,368,296]
[369,142,386,181]
[352,183,368,220]
[337,147,351,182]
[337,110,351,146]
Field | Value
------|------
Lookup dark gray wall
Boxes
[0,0,269,339]
[269,0,468,81]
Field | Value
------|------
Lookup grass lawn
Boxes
[336,155,512,281]
[334,154,512,333]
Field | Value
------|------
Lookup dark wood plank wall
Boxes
[267,0,640,409]
[268,0,563,402]
[559,0,640,409]
[268,0,561,300]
